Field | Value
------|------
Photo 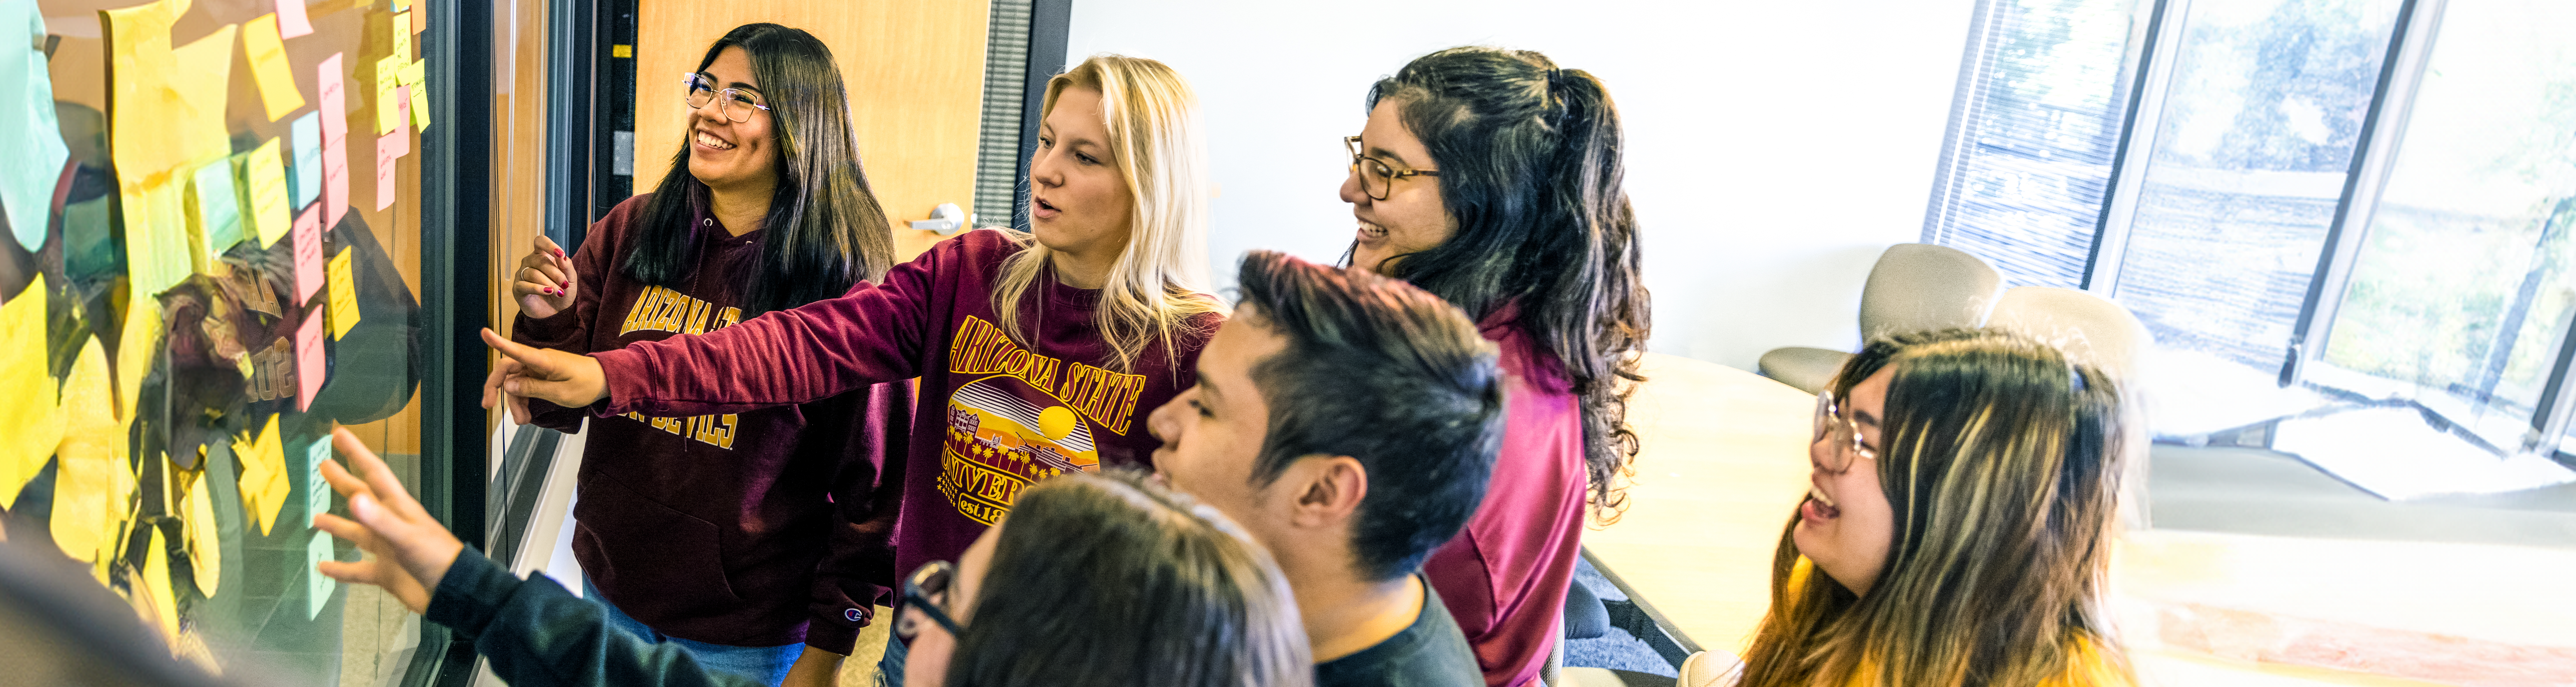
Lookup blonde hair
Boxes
[1737,329,2138,687]
[989,54,1219,372]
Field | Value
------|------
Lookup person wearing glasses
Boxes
[1150,251,1501,687]
[1337,47,1650,687]
[480,53,1224,683]
[305,428,1313,687]
[487,23,911,687]
[1721,328,2137,687]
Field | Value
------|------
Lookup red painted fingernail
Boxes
[544,287,558,295]
[552,248,565,258]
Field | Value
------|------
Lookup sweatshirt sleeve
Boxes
[800,378,917,653]
[425,547,760,687]
[592,238,948,418]
[512,213,620,433]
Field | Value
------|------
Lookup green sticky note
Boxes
[187,158,241,270]
[305,530,336,619]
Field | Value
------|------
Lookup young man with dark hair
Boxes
[1152,250,1505,687]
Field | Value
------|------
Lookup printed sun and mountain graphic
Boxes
[938,316,1150,525]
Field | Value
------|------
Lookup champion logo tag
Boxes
[845,608,864,622]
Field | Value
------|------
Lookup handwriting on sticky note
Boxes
[244,14,304,122]
[327,247,359,339]
[291,112,321,212]
[305,438,332,518]
[409,78,430,131]
[374,55,403,135]
[276,0,313,39]
[296,307,325,411]
[306,527,336,618]
[390,12,410,61]
[374,129,400,211]
[292,204,323,305]
[318,53,349,229]
[245,137,292,248]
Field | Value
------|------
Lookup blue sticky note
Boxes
[304,438,332,519]
[1,0,69,251]
[306,531,337,619]
[291,112,322,211]
[189,159,242,262]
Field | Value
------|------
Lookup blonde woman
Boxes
[478,54,1224,679]
[1729,328,2135,687]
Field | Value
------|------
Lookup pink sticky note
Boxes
[374,131,400,211]
[292,205,324,305]
[295,308,325,411]
[395,84,412,131]
[276,0,314,39]
[317,53,350,230]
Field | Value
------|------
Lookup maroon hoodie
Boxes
[511,194,916,653]
[588,228,1219,612]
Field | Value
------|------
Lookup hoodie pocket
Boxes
[573,475,746,621]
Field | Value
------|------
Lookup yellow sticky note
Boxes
[389,12,410,60]
[243,14,304,122]
[186,472,221,596]
[327,247,359,339]
[116,300,162,421]
[373,55,404,135]
[102,0,195,180]
[169,23,237,170]
[119,175,192,297]
[53,337,131,567]
[243,137,291,247]
[0,277,60,507]
[401,59,428,131]
[140,528,180,638]
[237,414,288,536]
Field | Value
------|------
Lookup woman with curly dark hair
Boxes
[1339,46,1650,687]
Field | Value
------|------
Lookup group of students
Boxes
[306,22,2141,687]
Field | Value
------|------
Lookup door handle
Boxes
[908,203,969,235]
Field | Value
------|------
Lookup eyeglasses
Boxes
[1345,135,1438,201]
[1812,389,1878,474]
[682,72,772,123]
[894,560,964,640]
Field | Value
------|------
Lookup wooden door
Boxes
[634,0,990,262]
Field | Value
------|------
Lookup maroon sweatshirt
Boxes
[588,228,1220,612]
[1423,308,1589,687]
[511,194,916,653]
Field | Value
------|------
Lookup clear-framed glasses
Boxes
[1345,135,1438,201]
[894,560,964,640]
[1812,389,1877,473]
[682,72,772,123]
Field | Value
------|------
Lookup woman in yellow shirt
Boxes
[1730,328,2136,687]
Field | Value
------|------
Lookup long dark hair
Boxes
[622,23,894,316]
[1362,47,1651,520]
[946,470,1312,687]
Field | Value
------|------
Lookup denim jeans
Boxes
[875,633,909,686]
[583,576,803,687]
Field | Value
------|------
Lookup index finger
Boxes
[535,233,563,258]
[481,328,555,373]
[331,428,428,520]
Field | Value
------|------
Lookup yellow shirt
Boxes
[1783,558,2135,687]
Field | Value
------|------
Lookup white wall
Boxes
[1065,0,1976,370]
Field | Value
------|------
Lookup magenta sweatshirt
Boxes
[589,228,1220,616]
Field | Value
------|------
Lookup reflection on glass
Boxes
[2318,0,2576,454]
[1926,0,2138,288]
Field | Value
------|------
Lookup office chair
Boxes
[1758,244,2004,393]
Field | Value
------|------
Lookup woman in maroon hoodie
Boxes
[481,54,1224,682]
[1337,47,1651,687]
[492,23,913,687]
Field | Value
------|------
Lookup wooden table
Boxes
[1583,353,1816,655]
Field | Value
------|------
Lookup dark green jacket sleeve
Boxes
[424,547,760,687]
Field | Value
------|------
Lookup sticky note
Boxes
[390,12,410,61]
[243,14,304,122]
[275,0,312,39]
[115,299,160,421]
[186,472,221,596]
[318,52,350,229]
[296,307,325,411]
[306,528,336,618]
[118,175,191,297]
[400,59,428,131]
[291,112,321,211]
[305,436,332,518]
[102,0,189,180]
[242,137,291,248]
[375,129,402,211]
[170,24,237,171]
[327,248,359,339]
[51,336,131,567]
[0,276,60,506]
[291,203,323,305]
[2,0,69,251]
[143,528,179,637]
[374,55,404,135]
[238,414,290,535]
[186,158,241,272]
